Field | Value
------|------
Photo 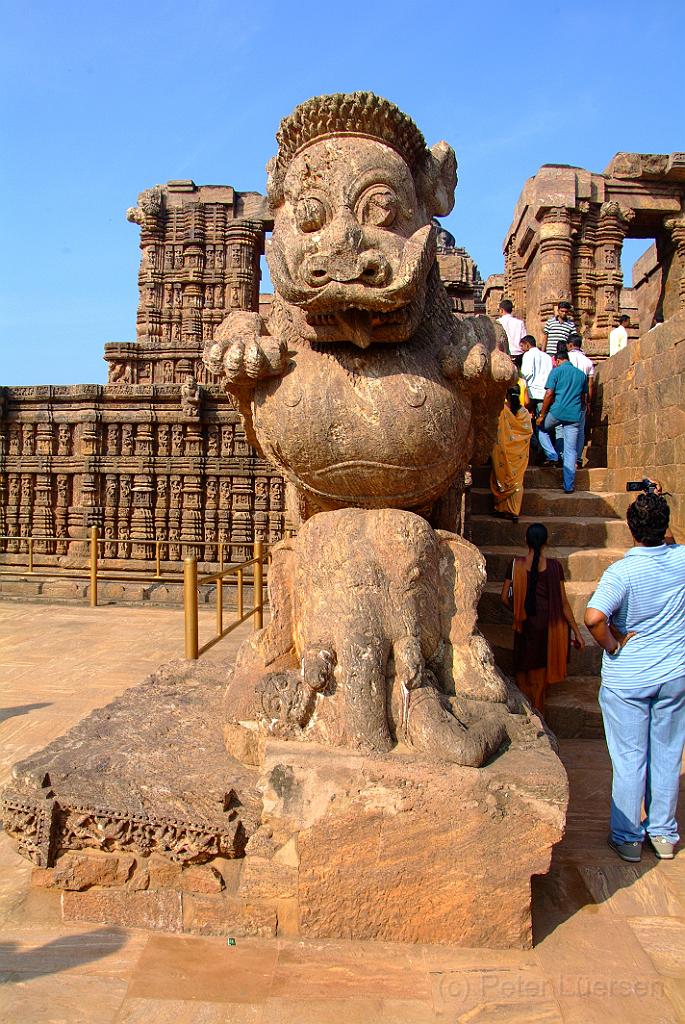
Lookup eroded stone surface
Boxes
[255,735,567,947]
[1,658,261,867]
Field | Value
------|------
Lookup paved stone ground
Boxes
[1,603,684,1023]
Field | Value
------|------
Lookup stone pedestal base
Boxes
[2,662,566,948]
[251,735,566,948]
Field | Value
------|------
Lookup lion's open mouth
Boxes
[305,305,412,347]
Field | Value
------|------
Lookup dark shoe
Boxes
[648,835,676,859]
[564,489,575,494]
[542,459,559,467]
[608,835,642,862]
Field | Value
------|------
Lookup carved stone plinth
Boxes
[1,655,566,947]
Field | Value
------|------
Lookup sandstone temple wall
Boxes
[0,384,286,567]
[591,310,685,534]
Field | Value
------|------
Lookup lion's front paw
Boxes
[204,311,288,385]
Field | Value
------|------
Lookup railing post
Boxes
[184,557,199,659]
[216,575,223,638]
[254,540,263,631]
[90,526,98,607]
[28,538,34,574]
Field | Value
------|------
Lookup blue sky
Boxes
[2,0,682,385]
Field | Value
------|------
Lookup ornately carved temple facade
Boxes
[0,179,485,569]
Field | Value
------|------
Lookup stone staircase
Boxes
[472,465,631,739]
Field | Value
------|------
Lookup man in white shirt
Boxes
[520,335,552,461]
[567,333,594,465]
[497,299,526,365]
[609,315,630,356]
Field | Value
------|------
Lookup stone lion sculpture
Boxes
[204,93,518,767]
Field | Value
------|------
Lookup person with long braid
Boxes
[501,523,584,713]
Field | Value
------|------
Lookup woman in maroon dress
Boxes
[501,522,584,713]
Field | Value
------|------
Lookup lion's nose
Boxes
[303,251,390,288]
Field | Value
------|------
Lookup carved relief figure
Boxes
[57,424,71,456]
[171,425,184,455]
[157,424,170,456]
[122,425,134,456]
[22,425,35,456]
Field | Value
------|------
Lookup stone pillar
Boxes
[225,220,264,313]
[592,202,634,348]
[117,474,132,558]
[536,207,574,326]
[571,202,596,339]
[154,476,169,560]
[130,466,155,560]
[181,475,203,560]
[231,476,253,562]
[55,475,70,555]
[103,475,118,559]
[168,476,182,561]
[32,466,54,554]
[6,474,20,552]
[664,213,685,311]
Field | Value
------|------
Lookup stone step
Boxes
[483,545,625,583]
[544,676,604,741]
[470,514,631,550]
[471,465,610,491]
[478,581,594,626]
[471,487,630,519]
[479,622,602,676]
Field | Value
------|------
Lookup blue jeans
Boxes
[537,414,579,492]
[599,676,685,844]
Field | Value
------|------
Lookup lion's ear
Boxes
[425,141,457,217]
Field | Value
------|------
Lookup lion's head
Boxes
[266,92,457,349]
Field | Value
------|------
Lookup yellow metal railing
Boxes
[183,540,267,659]
[0,530,266,611]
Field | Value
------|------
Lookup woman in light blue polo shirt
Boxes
[585,491,685,862]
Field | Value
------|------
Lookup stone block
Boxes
[147,853,183,890]
[181,893,277,937]
[212,857,244,895]
[180,865,225,893]
[62,888,182,931]
[657,373,681,408]
[237,856,298,900]
[639,331,657,359]
[674,339,685,372]
[42,580,86,600]
[250,739,566,948]
[660,406,685,441]
[275,896,299,936]
[50,850,136,890]
[639,411,656,444]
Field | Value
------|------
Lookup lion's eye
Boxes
[295,196,326,232]
[357,188,398,227]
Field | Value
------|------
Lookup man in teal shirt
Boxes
[535,341,587,493]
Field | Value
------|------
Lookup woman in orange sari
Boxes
[489,387,532,522]
[501,522,585,714]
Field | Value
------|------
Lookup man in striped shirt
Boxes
[542,301,576,357]
[585,490,685,863]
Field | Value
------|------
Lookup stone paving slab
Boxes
[0,602,684,1022]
